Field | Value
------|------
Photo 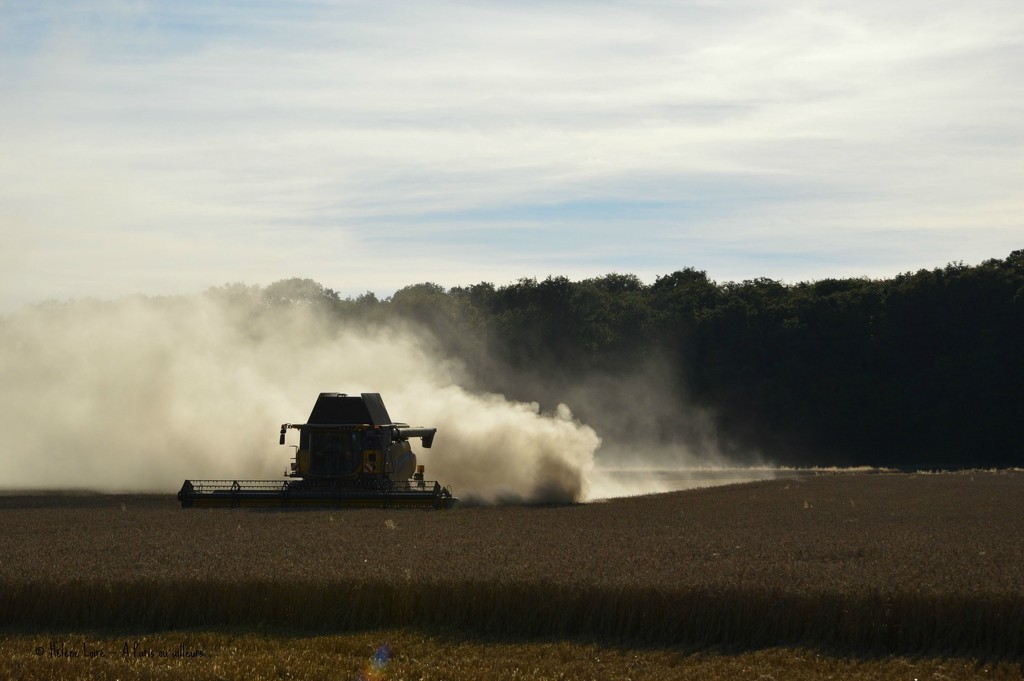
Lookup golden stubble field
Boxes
[2,471,1023,680]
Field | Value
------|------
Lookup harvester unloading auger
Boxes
[178,392,457,509]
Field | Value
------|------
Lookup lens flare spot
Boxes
[358,642,392,681]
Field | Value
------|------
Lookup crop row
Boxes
[4,576,1024,657]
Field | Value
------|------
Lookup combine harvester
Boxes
[178,392,457,509]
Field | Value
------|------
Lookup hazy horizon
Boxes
[2,247,1018,316]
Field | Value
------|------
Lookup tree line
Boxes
[231,250,1024,468]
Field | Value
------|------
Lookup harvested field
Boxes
[2,472,1023,670]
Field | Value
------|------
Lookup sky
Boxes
[2,0,1022,312]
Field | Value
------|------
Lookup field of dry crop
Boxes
[2,471,1023,679]
[2,630,1022,680]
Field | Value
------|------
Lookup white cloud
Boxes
[1,0,1022,309]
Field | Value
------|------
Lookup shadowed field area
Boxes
[2,472,1023,678]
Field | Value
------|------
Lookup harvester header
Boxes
[178,392,456,509]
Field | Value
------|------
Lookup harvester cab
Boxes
[178,393,456,509]
[280,392,434,481]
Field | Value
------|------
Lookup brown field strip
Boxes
[2,472,1023,659]
[2,630,1022,681]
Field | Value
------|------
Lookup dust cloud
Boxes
[517,362,769,500]
[0,290,598,503]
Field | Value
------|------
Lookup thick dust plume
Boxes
[0,290,598,503]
